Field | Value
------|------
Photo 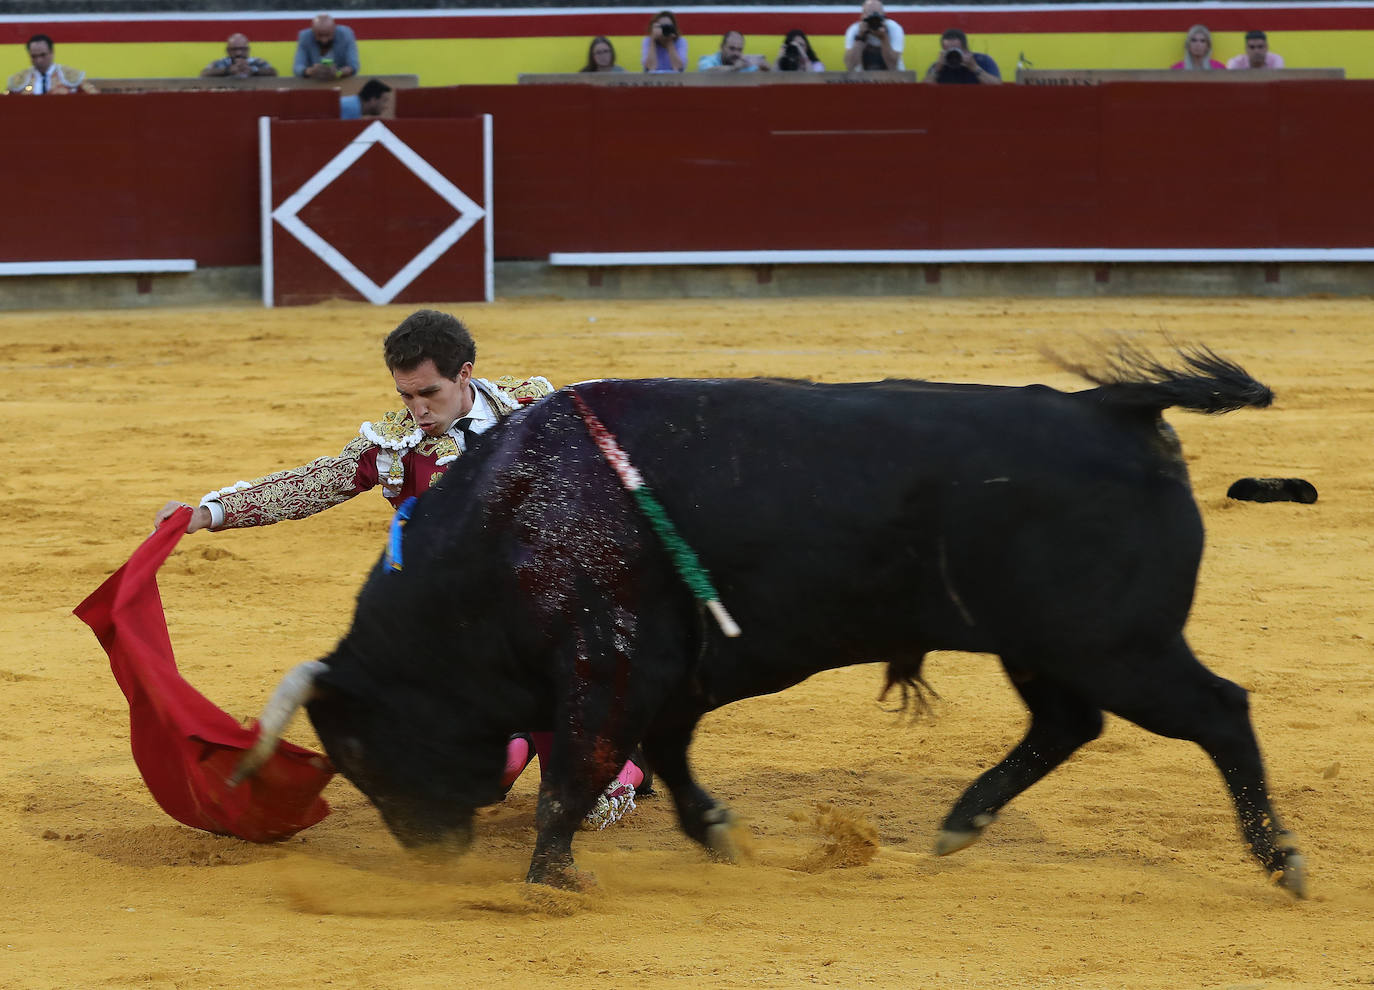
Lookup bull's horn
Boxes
[228,660,328,787]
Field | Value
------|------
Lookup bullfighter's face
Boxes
[392,359,474,437]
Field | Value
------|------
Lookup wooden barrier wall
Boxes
[4,81,1373,268]
[0,90,336,267]
[403,81,1374,257]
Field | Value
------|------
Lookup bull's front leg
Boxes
[526,786,587,887]
[525,729,634,887]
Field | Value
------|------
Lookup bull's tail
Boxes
[1060,343,1274,414]
[879,656,940,720]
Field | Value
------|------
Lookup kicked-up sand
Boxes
[1,297,1371,989]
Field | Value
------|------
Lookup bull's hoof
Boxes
[703,806,740,864]
[525,850,580,889]
[1271,832,1307,898]
[526,863,587,890]
[1272,854,1307,899]
[934,812,996,856]
[934,830,979,856]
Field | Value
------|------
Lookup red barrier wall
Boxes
[5,82,1373,269]
[0,90,335,266]
[405,81,1374,257]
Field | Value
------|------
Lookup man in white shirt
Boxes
[843,0,905,72]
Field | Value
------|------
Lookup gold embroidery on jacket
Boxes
[214,435,371,528]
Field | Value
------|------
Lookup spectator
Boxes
[1227,30,1285,70]
[844,0,904,72]
[340,78,391,119]
[200,33,278,79]
[294,13,359,81]
[642,10,687,73]
[776,30,825,72]
[580,35,626,73]
[697,30,770,72]
[923,28,1001,84]
[1172,24,1225,71]
[6,33,97,94]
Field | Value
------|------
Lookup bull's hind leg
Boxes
[642,714,740,863]
[937,665,1104,855]
[1067,636,1305,897]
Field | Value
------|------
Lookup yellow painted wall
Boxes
[54,32,1374,86]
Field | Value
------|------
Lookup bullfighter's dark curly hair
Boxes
[383,310,477,379]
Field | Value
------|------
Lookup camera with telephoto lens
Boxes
[864,13,884,30]
[944,48,964,67]
[660,23,676,38]
[778,39,803,71]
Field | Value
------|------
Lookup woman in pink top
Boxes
[1172,24,1226,70]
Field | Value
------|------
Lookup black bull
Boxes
[238,349,1304,895]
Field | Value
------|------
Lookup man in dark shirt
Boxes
[200,33,278,78]
[924,28,1001,85]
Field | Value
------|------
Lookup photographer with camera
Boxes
[843,0,904,72]
[201,33,277,79]
[923,28,1000,84]
[776,30,825,73]
[642,10,687,73]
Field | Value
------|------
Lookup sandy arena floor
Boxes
[2,297,1371,989]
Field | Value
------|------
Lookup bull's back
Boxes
[541,378,1203,669]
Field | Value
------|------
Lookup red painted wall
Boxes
[5,82,1372,268]
[0,90,336,266]
[405,81,1374,257]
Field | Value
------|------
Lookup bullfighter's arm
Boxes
[199,435,378,530]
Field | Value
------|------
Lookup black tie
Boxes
[456,417,478,450]
[36,71,45,94]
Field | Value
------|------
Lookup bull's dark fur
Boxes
[301,349,1303,893]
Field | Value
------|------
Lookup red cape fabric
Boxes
[74,507,333,841]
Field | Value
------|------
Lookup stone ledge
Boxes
[3,260,1369,311]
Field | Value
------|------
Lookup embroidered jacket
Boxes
[6,65,97,94]
[203,375,554,529]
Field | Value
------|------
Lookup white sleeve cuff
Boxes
[199,497,225,529]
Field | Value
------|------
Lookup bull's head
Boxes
[234,657,509,855]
